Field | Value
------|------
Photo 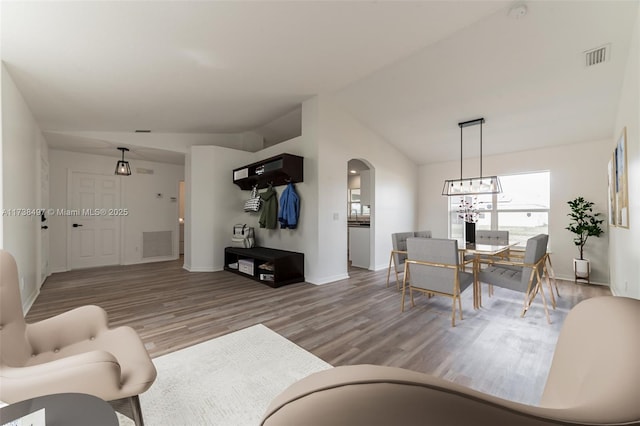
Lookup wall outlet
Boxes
[333,212,339,221]
[625,281,629,291]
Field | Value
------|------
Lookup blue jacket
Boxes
[278,183,300,229]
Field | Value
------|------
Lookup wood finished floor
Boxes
[27,259,610,405]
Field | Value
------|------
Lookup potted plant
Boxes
[566,197,604,281]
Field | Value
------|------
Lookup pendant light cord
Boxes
[460,125,463,180]
[480,119,483,179]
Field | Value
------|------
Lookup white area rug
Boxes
[119,324,331,426]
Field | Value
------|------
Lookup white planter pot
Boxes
[573,258,590,278]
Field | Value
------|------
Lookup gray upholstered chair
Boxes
[464,230,510,262]
[414,230,433,239]
[386,231,432,289]
[403,238,473,326]
[475,230,509,245]
[261,296,640,426]
[478,234,551,323]
[0,250,156,426]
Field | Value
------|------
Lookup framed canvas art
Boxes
[607,153,616,227]
[614,127,629,228]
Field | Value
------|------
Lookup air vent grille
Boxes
[584,44,610,67]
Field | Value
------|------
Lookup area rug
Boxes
[119,324,331,426]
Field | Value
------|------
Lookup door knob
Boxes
[72,223,83,228]
[41,225,48,230]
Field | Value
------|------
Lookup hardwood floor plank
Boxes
[26,259,610,405]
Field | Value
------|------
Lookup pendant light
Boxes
[442,118,502,196]
[115,147,132,176]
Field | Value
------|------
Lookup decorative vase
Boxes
[573,258,590,283]
[465,222,476,244]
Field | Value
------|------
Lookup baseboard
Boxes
[373,263,389,272]
[124,255,178,266]
[49,266,69,274]
[23,288,40,314]
[183,265,221,272]
[555,274,609,287]
[307,273,350,285]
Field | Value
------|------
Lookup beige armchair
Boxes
[0,250,156,425]
[261,296,640,425]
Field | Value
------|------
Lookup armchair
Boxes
[261,296,640,425]
[0,250,156,425]
[386,231,432,289]
[403,238,473,326]
[478,234,551,323]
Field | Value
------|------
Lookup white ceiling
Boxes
[2,1,637,166]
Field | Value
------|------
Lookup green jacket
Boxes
[259,187,278,229]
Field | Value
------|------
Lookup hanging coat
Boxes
[259,187,278,229]
[278,183,300,229]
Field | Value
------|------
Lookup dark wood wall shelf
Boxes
[232,153,303,190]
[224,246,305,288]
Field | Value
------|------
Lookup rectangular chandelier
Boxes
[442,175,502,196]
[442,117,502,196]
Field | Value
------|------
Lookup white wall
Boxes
[48,150,184,270]
[1,64,46,311]
[610,5,640,299]
[184,95,417,284]
[184,129,315,273]
[316,95,418,278]
[419,138,612,284]
[185,145,253,272]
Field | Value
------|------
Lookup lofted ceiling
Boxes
[1,1,637,166]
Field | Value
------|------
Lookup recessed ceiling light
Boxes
[350,170,357,174]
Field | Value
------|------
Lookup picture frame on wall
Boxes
[614,127,629,228]
[607,153,616,227]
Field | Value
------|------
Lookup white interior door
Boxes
[70,172,121,269]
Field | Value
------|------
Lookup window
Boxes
[349,189,370,217]
[448,171,550,245]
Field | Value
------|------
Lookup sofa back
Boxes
[0,250,31,368]
[540,296,640,423]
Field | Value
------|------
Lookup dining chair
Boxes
[493,247,559,310]
[0,250,157,426]
[403,238,474,327]
[477,234,552,323]
[475,230,510,245]
[386,231,432,289]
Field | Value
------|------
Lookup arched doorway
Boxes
[347,158,374,271]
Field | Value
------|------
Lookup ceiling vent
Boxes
[584,44,610,67]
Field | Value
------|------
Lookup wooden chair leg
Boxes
[130,395,144,426]
[537,280,552,324]
[543,263,556,309]
[410,285,415,307]
[386,252,393,287]
[546,253,560,298]
[401,267,408,312]
[451,297,457,327]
